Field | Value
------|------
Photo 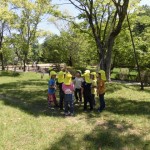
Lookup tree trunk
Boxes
[68,56,73,66]
[95,38,105,70]
[111,51,117,71]
[23,55,27,72]
[105,37,115,81]
[99,47,105,70]
[0,37,4,71]
[23,59,26,72]
[0,21,5,71]
[0,52,4,70]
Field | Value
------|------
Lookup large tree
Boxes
[11,0,49,71]
[0,0,15,70]
[66,0,129,81]
[0,0,58,71]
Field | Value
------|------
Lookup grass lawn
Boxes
[0,71,150,150]
[111,68,139,81]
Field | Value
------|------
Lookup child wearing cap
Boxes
[74,70,83,104]
[48,71,58,108]
[91,72,97,106]
[57,71,65,110]
[62,72,75,116]
[82,70,93,111]
[97,70,106,112]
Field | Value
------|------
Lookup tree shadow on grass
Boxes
[0,92,150,118]
[73,95,150,120]
[0,80,150,118]
[46,119,150,150]
[46,132,80,150]
[106,82,123,93]
[106,98,150,117]
[83,120,150,150]
[107,82,150,94]
[0,79,47,89]
[0,93,64,118]
[0,80,64,118]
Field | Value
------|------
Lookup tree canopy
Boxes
[0,0,149,84]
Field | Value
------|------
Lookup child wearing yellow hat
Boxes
[91,72,97,106]
[62,72,75,116]
[97,70,106,112]
[57,71,65,110]
[48,71,58,108]
[82,71,93,111]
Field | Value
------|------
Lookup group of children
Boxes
[48,69,106,116]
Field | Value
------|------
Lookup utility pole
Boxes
[127,14,144,90]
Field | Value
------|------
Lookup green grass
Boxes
[0,71,150,150]
[111,68,139,81]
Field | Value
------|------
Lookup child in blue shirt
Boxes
[48,71,58,108]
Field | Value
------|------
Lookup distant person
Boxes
[41,69,45,79]
[97,70,106,112]
[82,70,93,111]
[48,71,58,109]
[90,72,97,107]
[62,72,75,116]
[74,70,83,104]
[57,71,65,110]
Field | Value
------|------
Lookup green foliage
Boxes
[111,68,138,81]
[113,5,150,69]
[0,0,59,69]
[111,67,150,85]
[10,0,54,65]
[134,5,150,68]
[41,26,98,67]
[0,0,17,69]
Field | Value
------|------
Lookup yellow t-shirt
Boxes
[91,80,97,95]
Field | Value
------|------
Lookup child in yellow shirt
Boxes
[91,72,97,106]
[97,70,106,112]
